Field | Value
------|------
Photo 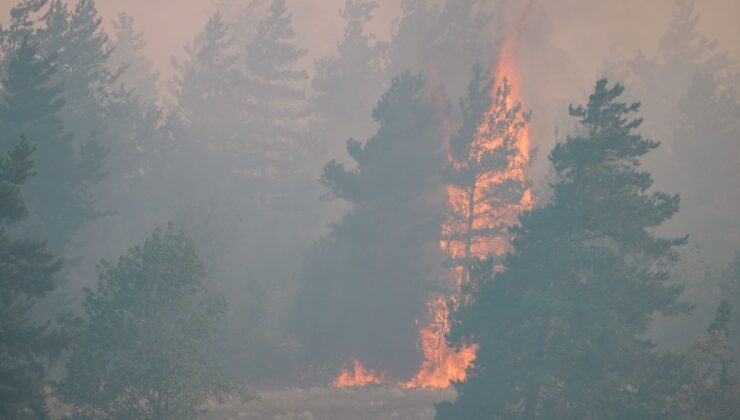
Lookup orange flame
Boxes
[404,0,536,389]
[331,0,536,390]
[333,358,386,387]
[400,295,478,389]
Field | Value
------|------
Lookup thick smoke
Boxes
[0,0,738,411]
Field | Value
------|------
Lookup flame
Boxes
[403,1,536,389]
[330,0,536,391]
[333,358,386,387]
[400,296,478,389]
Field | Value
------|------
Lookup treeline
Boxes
[1,0,739,419]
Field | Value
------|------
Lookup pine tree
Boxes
[389,0,493,98]
[292,72,447,380]
[443,64,530,284]
[437,80,688,419]
[37,0,68,65]
[245,0,308,171]
[312,0,387,154]
[628,0,740,266]
[58,225,246,419]
[109,13,160,104]
[0,0,47,53]
[0,37,100,251]
[722,253,740,354]
[171,11,244,151]
[211,0,267,52]
[0,139,63,419]
[41,0,120,144]
[672,301,740,418]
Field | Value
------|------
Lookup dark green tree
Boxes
[292,72,447,380]
[58,225,245,419]
[443,64,530,284]
[437,80,688,419]
[0,37,101,251]
[0,139,63,419]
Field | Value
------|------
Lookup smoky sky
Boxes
[1,0,736,156]
[2,0,737,81]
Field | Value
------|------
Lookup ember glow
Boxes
[333,358,386,387]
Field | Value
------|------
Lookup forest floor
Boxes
[202,386,455,419]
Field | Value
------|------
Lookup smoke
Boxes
[1,0,738,392]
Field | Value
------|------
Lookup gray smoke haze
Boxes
[1,0,739,417]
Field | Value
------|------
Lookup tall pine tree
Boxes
[0,139,63,419]
[292,72,447,380]
[171,11,244,151]
[109,13,160,105]
[437,80,688,419]
[312,0,387,159]
[389,0,493,99]
[627,0,740,266]
[0,37,100,251]
[245,0,308,173]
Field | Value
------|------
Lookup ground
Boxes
[202,386,455,420]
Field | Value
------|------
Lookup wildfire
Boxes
[403,1,535,390]
[400,296,478,389]
[333,358,386,387]
[331,0,535,391]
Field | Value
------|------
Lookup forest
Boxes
[1,0,739,418]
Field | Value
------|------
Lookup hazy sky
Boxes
[0,0,738,167]
[1,0,737,83]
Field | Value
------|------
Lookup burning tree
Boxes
[436,80,689,419]
[443,63,531,285]
[401,62,533,390]
[291,71,447,383]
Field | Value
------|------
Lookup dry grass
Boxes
[201,386,455,420]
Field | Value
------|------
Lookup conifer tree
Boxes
[437,80,688,419]
[443,64,530,284]
[41,0,120,144]
[389,0,493,97]
[671,301,740,418]
[292,72,447,379]
[0,37,100,251]
[109,13,160,104]
[312,0,387,152]
[245,0,308,170]
[171,11,243,151]
[628,0,740,265]
[211,0,267,52]
[0,139,63,419]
